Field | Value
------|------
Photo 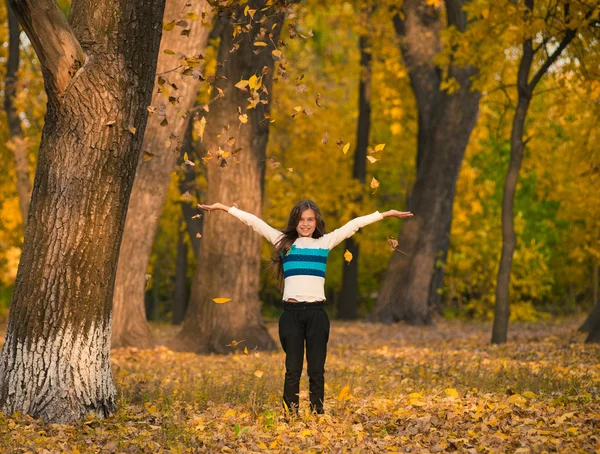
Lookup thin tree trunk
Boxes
[173,225,188,324]
[338,30,372,320]
[0,0,165,422]
[492,0,577,344]
[172,2,286,354]
[4,0,31,224]
[111,0,212,349]
[371,0,480,325]
[580,260,600,332]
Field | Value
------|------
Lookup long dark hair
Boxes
[270,200,326,288]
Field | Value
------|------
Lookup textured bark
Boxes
[4,1,32,224]
[111,0,212,349]
[172,2,286,354]
[0,0,165,422]
[338,30,372,320]
[173,226,189,324]
[580,260,600,332]
[371,0,480,324]
[492,0,576,344]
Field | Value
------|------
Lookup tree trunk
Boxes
[173,225,188,324]
[491,0,576,344]
[172,2,285,354]
[371,0,480,324]
[580,260,600,332]
[338,31,372,320]
[111,0,212,349]
[4,0,31,225]
[0,0,165,423]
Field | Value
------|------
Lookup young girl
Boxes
[198,200,412,415]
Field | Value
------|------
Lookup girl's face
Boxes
[296,209,317,238]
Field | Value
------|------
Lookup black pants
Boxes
[278,301,330,414]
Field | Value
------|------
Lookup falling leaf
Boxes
[375,143,386,152]
[212,298,231,304]
[254,370,264,378]
[253,41,268,47]
[342,143,350,155]
[239,114,248,124]
[336,138,344,147]
[296,84,307,93]
[226,340,245,347]
[235,79,249,90]
[243,346,249,355]
[344,250,353,263]
[163,49,176,55]
[128,126,137,135]
[367,156,378,163]
[163,20,176,31]
[287,168,294,172]
[321,132,328,145]
[191,214,202,219]
[143,151,154,162]
[370,177,380,193]
[316,92,323,107]
[267,157,280,168]
[185,11,200,20]
[272,49,283,61]
[105,120,116,126]
[387,236,399,251]
[196,116,207,142]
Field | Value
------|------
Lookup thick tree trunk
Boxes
[371,0,480,324]
[491,0,576,344]
[580,260,600,332]
[0,0,165,422]
[4,1,31,224]
[338,31,372,320]
[111,0,212,349]
[172,2,285,354]
[173,226,188,324]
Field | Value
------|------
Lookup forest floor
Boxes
[0,316,598,453]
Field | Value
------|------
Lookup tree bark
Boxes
[371,0,480,324]
[0,0,165,422]
[173,225,189,324]
[580,260,600,332]
[492,0,577,344]
[172,1,286,354]
[111,0,212,349]
[4,0,32,225]
[338,30,372,320]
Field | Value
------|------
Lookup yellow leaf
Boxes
[370,177,380,192]
[338,385,351,401]
[522,391,536,399]
[243,346,248,354]
[163,20,175,31]
[344,250,353,263]
[253,41,268,47]
[342,143,350,154]
[301,430,312,437]
[239,114,248,124]
[367,156,378,163]
[163,49,175,55]
[183,152,189,162]
[375,143,386,151]
[254,369,264,378]
[143,151,154,162]
[408,392,423,399]
[248,74,261,90]
[444,388,459,398]
[272,49,283,60]
[196,116,207,142]
[213,298,232,304]
[186,12,200,20]
[235,79,249,90]
[128,126,137,135]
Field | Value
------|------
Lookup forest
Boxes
[0,0,599,451]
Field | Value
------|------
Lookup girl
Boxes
[198,200,413,415]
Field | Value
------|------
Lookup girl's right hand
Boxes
[197,203,231,212]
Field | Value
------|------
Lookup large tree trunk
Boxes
[111,0,212,349]
[371,0,480,324]
[338,30,372,320]
[172,1,286,354]
[580,260,600,332]
[4,0,31,225]
[491,0,576,344]
[0,0,165,422]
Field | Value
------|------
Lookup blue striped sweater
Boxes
[228,206,384,301]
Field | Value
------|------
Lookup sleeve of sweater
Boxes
[322,211,384,249]
[228,206,284,245]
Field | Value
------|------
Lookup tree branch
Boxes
[8,0,86,101]
[528,28,576,90]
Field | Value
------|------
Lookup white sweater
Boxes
[228,206,384,301]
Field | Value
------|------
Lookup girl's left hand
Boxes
[383,210,413,219]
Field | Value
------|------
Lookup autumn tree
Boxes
[0,0,165,422]
[3,1,31,225]
[492,0,598,344]
[338,2,374,320]
[111,0,212,349]
[371,0,481,324]
[172,0,291,354]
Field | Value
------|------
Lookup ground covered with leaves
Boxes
[1,317,599,453]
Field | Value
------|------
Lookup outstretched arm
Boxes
[324,209,413,249]
[198,203,283,245]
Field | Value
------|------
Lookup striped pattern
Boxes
[282,245,329,279]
